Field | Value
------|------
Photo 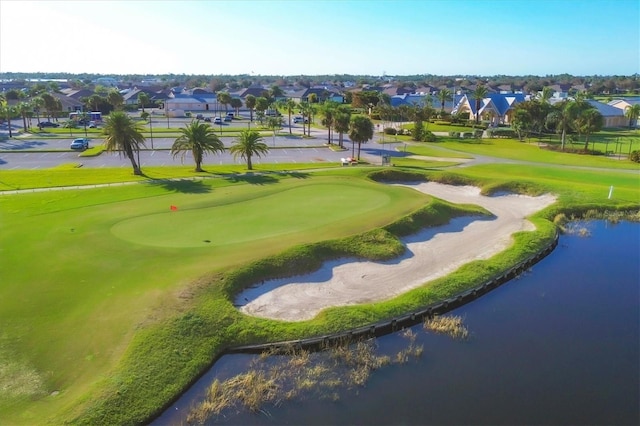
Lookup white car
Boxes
[213,117,223,124]
[70,138,90,150]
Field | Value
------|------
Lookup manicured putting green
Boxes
[111,184,391,247]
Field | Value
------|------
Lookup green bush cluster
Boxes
[384,127,397,135]
[630,150,640,163]
[486,128,516,138]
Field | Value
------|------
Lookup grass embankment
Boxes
[1,156,638,424]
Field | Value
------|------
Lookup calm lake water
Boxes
[154,220,639,426]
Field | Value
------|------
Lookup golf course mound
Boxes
[110,184,393,248]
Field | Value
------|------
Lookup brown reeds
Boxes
[424,315,469,340]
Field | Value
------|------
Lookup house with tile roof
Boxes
[452,93,526,125]
[608,98,640,127]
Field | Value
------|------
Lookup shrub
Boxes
[461,132,474,139]
[384,127,397,135]
[422,130,436,142]
[630,150,640,163]
[473,129,483,139]
[448,131,460,138]
[486,128,516,138]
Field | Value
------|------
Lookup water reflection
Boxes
[154,221,639,426]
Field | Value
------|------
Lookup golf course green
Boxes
[110,183,393,248]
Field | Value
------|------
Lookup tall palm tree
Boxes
[245,95,256,123]
[137,92,150,113]
[107,90,124,111]
[298,102,312,136]
[31,96,44,127]
[230,97,243,117]
[574,108,604,151]
[280,98,297,134]
[255,97,269,123]
[348,115,374,160]
[171,120,224,172]
[18,101,31,132]
[230,130,269,170]
[624,104,640,128]
[0,95,14,138]
[217,91,232,115]
[334,107,351,149]
[540,86,554,103]
[546,100,579,151]
[472,85,489,124]
[320,101,338,144]
[103,111,147,175]
[437,88,452,113]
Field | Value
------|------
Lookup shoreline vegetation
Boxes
[1,159,638,425]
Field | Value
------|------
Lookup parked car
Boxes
[88,121,98,128]
[293,116,308,124]
[223,115,232,122]
[38,121,59,128]
[226,112,234,118]
[213,117,223,124]
[204,117,211,122]
[196,114,204,120]
[70,138,90,150]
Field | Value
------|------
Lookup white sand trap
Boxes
[237,182,557,321]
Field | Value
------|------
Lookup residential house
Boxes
[452,93,526,125]
[287,87,344,103]
[609,98,640,110]
[586,100,627,128]
[390,93,464,112]
[164,91,217,117]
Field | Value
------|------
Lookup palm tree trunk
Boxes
[247,156,253,170]
[561,129,566,151]
[357,141,362,160]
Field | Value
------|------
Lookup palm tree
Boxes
[137,92,150,113]
[217,91,232,115]
[574,108,604,151]
[255,97,269,123]
[88,94,103,112]
[245,95,256,123]
[546,100,579,151]
[280,98,297,134]
[32,96,44,127]
[320,101,338,144]
[0,96,14,138]
[103,111,147,175]
[17,101,31,132]
[472,85,489,124]
[171,120,224,172]
[298,102,312,136]
[540,86,554,103]
[334,107,351,149]
[107,90,124,111]
[437,88,452,113]
[230,130,269,170]
[624,104,640,128]
[348,115,374,160]
[230,97,243,117]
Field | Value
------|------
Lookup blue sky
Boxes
[1,0,638,76]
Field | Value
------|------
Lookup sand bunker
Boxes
[237,182,557,321]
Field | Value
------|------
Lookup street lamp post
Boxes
[149,115,154,149]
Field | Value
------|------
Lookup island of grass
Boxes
[0,162,638,425]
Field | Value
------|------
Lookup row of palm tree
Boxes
[102,108,376,175]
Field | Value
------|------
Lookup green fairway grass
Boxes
[0,174,427,423]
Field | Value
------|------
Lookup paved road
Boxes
[0,125,396,169]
